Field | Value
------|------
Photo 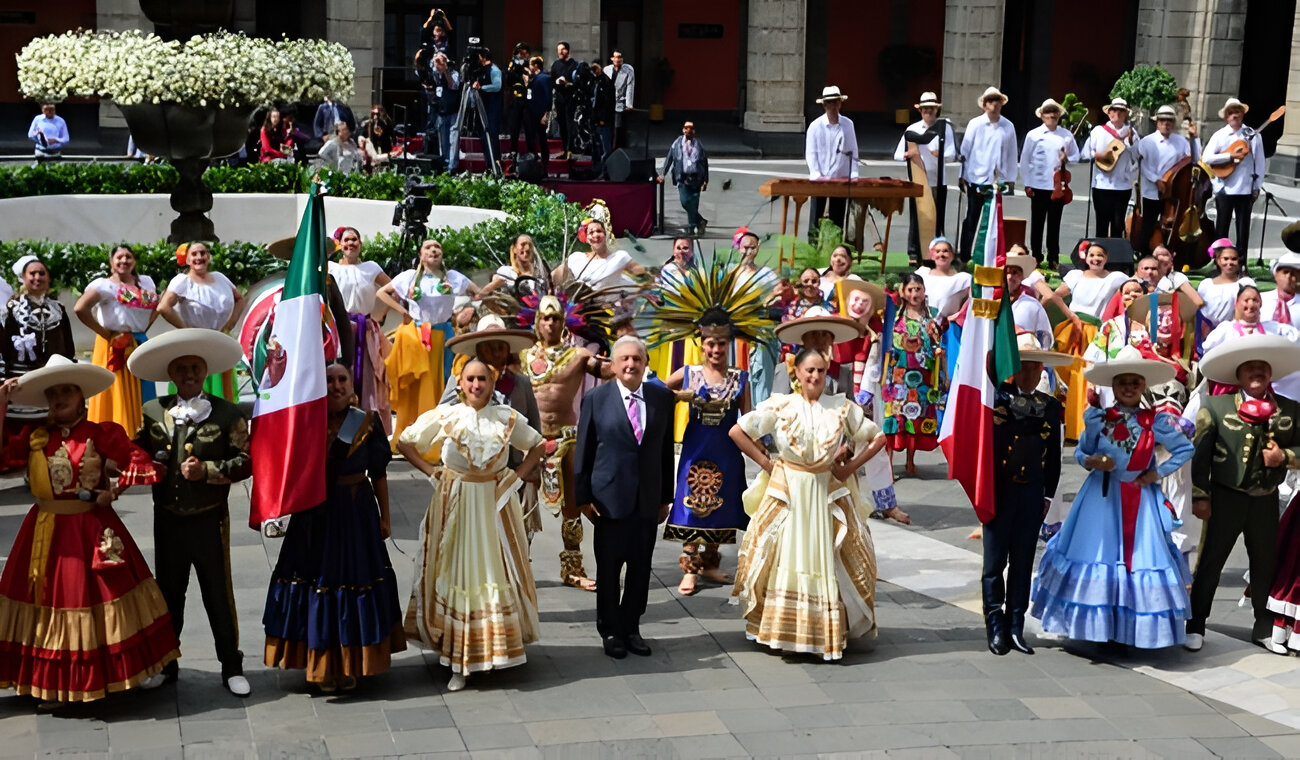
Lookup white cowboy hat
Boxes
[1035,98,1063,118]
[1083,345,1176,387]
[1015,331,1072,367]
[774,308,863,345]
[1199,333,1300,385]
[11,355,115,408]
[1125,290,1199,325]
[445,314,535,356]
[1271,252,1300,275]
[1151,105,1178,122]
[1104,98,1130,113]
[127,328,245,383]
[977,86,1008,107]
[914,91,941,109]
[1003,255,1038,276]
[816,86,847,104]
[836,279,887,317]
[1218,97,1250,119]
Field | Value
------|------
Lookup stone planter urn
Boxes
[118,102,254,243]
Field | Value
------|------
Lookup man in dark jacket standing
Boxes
[659,121,710,235]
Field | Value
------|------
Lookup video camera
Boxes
[392,176,435,238]
[460,37,492,88]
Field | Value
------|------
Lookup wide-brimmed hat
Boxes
[1084,345,1176,387]
[1151,105,1178,122]
[1218,97,1249,119]
[445,314,535,356]
[1272,251,1300,275]
[1281,221,1300,253]
[816,86,847,104]
[11,355,115,408]
[1200,333,1300,385]
[914,91,941,109]
[267,236,341,261]
[1035,98,1063,118]
[1003,255,1038,276]
[774,308,863,345]
[1104,98,1130,113]
[1015,331,1072,367]
[977,86,1008,107]
[127,328,244,383]
[836,279,887,318]
[1125,291,1199,325]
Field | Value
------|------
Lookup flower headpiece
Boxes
[175,243,189,267]
[576,199,612,244]
[733,226,757,249]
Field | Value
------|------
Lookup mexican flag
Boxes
[937,189,1019,523]
[248,185,329,527]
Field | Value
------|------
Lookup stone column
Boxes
[96,0,153,132]
[941,0,1005,119]
[543,0,601,64]
[1135,0,1246,128]
[327,0,384,112]
[742,0,806,133]
[1271,5,1300,182]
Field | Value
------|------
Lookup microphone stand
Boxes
[1258,189,1287,268]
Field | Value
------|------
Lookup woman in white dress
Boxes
[328,227,393,432]
[1197,240,1256,334]
[156,241,245,399]
[1051,243,1129,441]
[398,358,544,691]
[819,245,862,304]
[728,349,883,660]
[915,236,971,380]
[551,218,646,289]
[480,234,543,296]
[74,244,160,434]
[377,239,478,448]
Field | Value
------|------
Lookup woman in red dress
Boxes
[0,355,179,705]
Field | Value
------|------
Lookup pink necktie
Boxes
[1276,295,1293,326]
[627,393,643,444]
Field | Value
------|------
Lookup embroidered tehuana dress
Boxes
[664,367,750,545]
[84,276,159,434]
[881,305,943,452]
[1031,405,1194,648]
[0,419,177,701]
[400,403,543,675]
[732,393,879,660]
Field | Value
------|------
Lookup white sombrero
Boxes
[1199,333,1300,385]
[977,86,1008,107]
[816,86,847,104]
[774,307,863,345]
[1035,98,1063,118]
[1015,331,1072,367]
[1003,255,1038,276]
[914,91,941,109]
[1151,105,1178,122]
[445,314,535,356]
[1083,345,1175,387]
[1104,98,1130,113]
[1218,97,1249,119]
[127,328,244,383]
[11,355,115,408]
[1271,251,1300,275]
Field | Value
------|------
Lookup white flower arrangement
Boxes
[17,30,354,107]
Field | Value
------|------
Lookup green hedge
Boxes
[0,164,587,289]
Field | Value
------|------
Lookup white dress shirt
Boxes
[893,119,957,186]
[1260,288,1300,325]
[959,114,1018,185]
[1135,132,1200,200]
[806,114,859,180]
[1079,122,1137,190]
[1203,124,1266,195]
[1156,271,1190,293]
[1019,124,1080,191]
[1197,276,1256,327]
[616,380,646,440]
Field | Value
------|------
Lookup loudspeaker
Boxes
[1071,237,1135,274]
[603,149,656,182]
[515,153,545,182]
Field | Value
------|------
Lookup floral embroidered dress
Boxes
[663,367,749,545]
[400,403,543,675]
[85,276,159,435]
[0,419,178,701]
[733,393,879,660]
[882,306,943,452]
[1031,405,1194,648]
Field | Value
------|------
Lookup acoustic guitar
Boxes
[1094,138,1127,172]
[1209,105,1286,179]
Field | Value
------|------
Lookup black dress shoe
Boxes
[986,611,1010,656]
[602,635,627,659]
[1009,631,1035,655]
[624,633,652,657]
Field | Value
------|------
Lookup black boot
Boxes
[986,610,1010,656]
[1008,611,1034,655]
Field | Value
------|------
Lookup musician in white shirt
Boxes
[1261,252,1300,327]
[1020,99,1080,268]
[1078,98,1138,238]
[1203,98,1266,254]
[958,86,1018,263]
[895,91,957,264]
[805,85,858,236]
[1134,105,1200,256]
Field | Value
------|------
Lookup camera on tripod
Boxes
[460,37,492,87]
[392,176,436,236]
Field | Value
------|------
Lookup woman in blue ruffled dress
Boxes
[1031,345,1194,649]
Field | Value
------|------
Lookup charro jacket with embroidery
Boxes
[1193,392,1300,499]
[137,393,251,514]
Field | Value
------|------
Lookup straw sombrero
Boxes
[1125,291,1199,325]
[127,328,245,383]
[1003,255,1038,276]
[836,279,887,318]
[11,355,115,408]
[1015,331,1072,367]
[445,314,535,356]
[1199,333,1300,385]
[267,236,341,260]
[774,308,863,345]
[1083,345,1176,387]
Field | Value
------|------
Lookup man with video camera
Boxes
[503,42,536,164]
[465,44,503,169]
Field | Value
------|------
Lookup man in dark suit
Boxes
[574,335,674,658]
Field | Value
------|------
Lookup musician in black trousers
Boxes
[1203,98,1266,254]
[1135,106,1199,256]
[574,336,674,659]
[805,86,858,239]
[1079,98,1138,238]
[894,92,956,264]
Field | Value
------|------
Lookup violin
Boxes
[1051,161,1073,203]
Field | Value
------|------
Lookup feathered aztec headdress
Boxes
[637,252,778,349]
[514,283,617,347]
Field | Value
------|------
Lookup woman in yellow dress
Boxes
[397,358,545,691]
[74,245,160,435]
[728,349,884,660]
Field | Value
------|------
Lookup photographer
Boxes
[502,42,534,163]
[418,49,461,169]
[589,62,616,176]
[420,8,454,61]
[549,42,580,158]
[469,46,503,168]
[527,56,553,159]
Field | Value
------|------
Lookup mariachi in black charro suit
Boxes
[574,378,674,650]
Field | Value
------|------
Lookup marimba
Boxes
[758,177,922,271]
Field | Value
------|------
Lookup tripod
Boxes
[452,85,502,178]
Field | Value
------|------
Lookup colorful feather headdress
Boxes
[637,252,777,349]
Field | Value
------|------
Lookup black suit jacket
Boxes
[574,380,674,520]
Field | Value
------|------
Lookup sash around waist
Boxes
[37,499,95,515]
